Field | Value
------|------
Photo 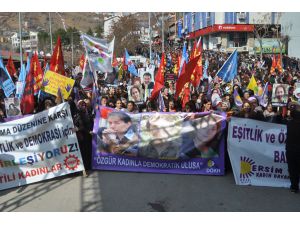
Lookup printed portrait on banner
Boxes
[127,85,144,103]
[4,97,22,117]
[93,107,226,175]
[272,83,289,106]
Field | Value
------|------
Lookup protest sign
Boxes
[228,117,290,188]
[92,107,226,175]
[127,85,144,103]
[271,83,289,107]
[4,98,22,117]
[0,102,84,191]
[41,71,75,99]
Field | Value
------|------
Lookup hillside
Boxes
[0,12,103,34]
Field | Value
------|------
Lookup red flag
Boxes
[189,41,197,61]
[150,54,166,100]
[276,55,283,73]
[270,53,277,74]
[150,81,164,101]
[191,40,203,88]
[176,54,181,76]
[181,84,191,109]
[191,56,202,88]
[31,52,43,95]
[6,55,16,77]
[21,60,35,114]
[112,53,118,67]
[50,36,65,76]
[155,53,165,85]
[43,55,47,71]
[79,53,85,71]
[122,55,127,71]
[175,55,201,98]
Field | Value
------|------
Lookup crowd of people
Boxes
[90,50,300,126]
[1,46,300,192]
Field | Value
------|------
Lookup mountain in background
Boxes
[0,12,103,34]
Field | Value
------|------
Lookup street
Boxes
[0,169,299,212]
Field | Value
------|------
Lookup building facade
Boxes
[11,31,38,52]
[177,12,281,53]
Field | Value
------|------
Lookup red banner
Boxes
[188,24,255,39]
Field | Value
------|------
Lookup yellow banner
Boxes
[41,71,75,99]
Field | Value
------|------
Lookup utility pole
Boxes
[148,12,152,62]
[162,12,164,53]
[71,32,74,66]
[49,12,53,53]
[18,12,23,64]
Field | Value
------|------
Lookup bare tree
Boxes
[252,13,272,61]
[107,15,142,56]
[273,12,292,62]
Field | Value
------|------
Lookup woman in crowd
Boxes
[201,99,212,112]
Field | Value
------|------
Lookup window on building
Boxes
[236,12,246,20]
[191,12,195,32]
[228,32,247,47]
[207,12,211,26]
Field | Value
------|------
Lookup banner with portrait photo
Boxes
[141,71,154,101]
[271,83,289,107]
[293,83,300,102]
[228,117,290,188]
[141,70,155,84]
[0,102,84,191]
[4,97,22,117]
[92,107,226,175]
[127,85,144,104]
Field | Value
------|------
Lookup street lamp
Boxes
[71,31,74,66]
[70,30,82,67]
[49,12,53,53]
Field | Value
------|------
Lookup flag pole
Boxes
[148,12,152,63]
[161,12,164,53]
[80,32,100,100]
[18,12,23,64]
[49,12,53,53]
[81,32,96,82]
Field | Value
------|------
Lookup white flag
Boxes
[81,34,114,75]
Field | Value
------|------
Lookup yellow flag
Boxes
[247,75,258,94]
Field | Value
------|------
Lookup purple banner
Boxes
[92,107,226,175]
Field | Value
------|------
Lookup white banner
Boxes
[0,102,84,191]
[228,117,290,188]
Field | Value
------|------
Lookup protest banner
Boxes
[92,107,226,175]
[15,81,24,96]
[271,83,289,107]
[293,83,300,101]
[0,59,16,97]
[4,98,22,117]
[2,79,15,97]
[165,73,176,83]
[140,70,154,101]
[227,117,290,188]
[41,71,75,99]
[0,102,84,191]
[254,39,286,54]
